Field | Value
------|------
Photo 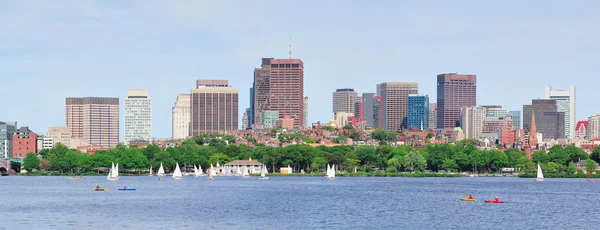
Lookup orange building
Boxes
[276,116,294,130]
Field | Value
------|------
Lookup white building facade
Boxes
[588,114,600,139]
[172,94,191,139]
[460,106,485,139]
[124,89,152,144]
[546,85,575,139]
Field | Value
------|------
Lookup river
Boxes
[2,176,599,229]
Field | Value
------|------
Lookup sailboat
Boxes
[198,165,204,176]
[259,163,269,180]
[172,163,183,180]
[536,164,544,182]
[236,166,242,176]
[209,164,216,180]
[242,165,250,178]
[194,165,200,177]
[325,164,336,180]
[107,162,118,181]
[148,165,153,176]
[325,164,331,178]
[157,163,165,176]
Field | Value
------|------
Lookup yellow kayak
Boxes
[93,188,108,191]
[460,197,476,202]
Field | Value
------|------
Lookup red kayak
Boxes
[587,180,599,182]
[484,200,505,204]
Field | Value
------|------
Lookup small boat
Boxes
[484,198,505,204]
[172,163,183,180]
[198,165,204,176]
[157,178,166,182]
[194,165,200,177]
[118,187,136,191]
[460,197,476,202]
[107,162,119,181]
[157,163,166,176]
[259,163,269,180]
[326,164,336,180]
[148,165,153,176]
[587,179,599,182]
[535,164,544,182]
[93,186,108,191]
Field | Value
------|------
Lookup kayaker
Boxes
[495,196,499,202]
[124,186,127,189]
[468,195,473,199]
[95,185,100,190]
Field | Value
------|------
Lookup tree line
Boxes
[21,133,600,175]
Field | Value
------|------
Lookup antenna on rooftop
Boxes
[289,36,292,59]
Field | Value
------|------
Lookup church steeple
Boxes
[529,111,538,147]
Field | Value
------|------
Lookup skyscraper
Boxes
[66,97,119,148]
[460,106,485,139]
[407,94,429,130]
[249,87,254,128]
[428,103,437,130]
[253,58,304,127]
[242,108,249,130]
[191,80,239,135]
[523,99,565,141]
[172,94,190,139]
[332,88,359,114]
[124,89,152,145]
[361,93,375,127]
[437,73,477,131]
[379,82,419,131]
[588,114,600,139]
[508,111,521,129]
[545,85,575,139]
[373,96,382,129]
[303,95,309,128]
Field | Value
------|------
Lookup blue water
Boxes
[2,176,600,229]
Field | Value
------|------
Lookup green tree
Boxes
[586,159,598,172]
[548,145,570,165]
[441,158,458,172]
[532,151,549,164]
[405,151,427,172]
[22,153,40,172]
[387,158,402,172]
[567,162,577,174]
[591,146,600,163]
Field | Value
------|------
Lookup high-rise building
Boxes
[379,82,418,131]
[191,80,239,135]
[253,58,304,127]
[354,100,362,122]
[361,93,375,127]
[484,107,509,118]
[242,108,249,130]
[172,94,191,140]
[303,95,309,128]
[575,121,588,139]
[428,103,437,130]
[66,97,119,148]
[588,115,600,139]
[460,106,485,139]
[545,85,575,139]
[11,127,37,159]
[523,99,565,141]
[124,89,152,145]
[373,96,383,129]
[437,73,477,131]
[508,111,521,129]
[249,87,254,128]
[407,94,429,130]
[261,111,279,129]
[332,88,359,114]
[0,121,16,159]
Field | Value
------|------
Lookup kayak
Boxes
[118,188,136,191]
[587,180,599,182]
[68,177,86,180]
[93,188,108,191]
[484,200,505,203]
[460,197,476,202]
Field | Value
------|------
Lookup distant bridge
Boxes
[0,159,20,176]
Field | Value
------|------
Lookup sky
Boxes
[1,0,598,139]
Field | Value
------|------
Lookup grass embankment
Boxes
[252,172,462,177]
[519,173,600,178]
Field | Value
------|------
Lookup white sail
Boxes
[194,165,199,177]
[107,162,118,181]
[173,163,183,179]
[210,165,216,176]
[261,164,266,177]
[536,164,544,181]
[149,165,153,176]
[199,165,204,175]
[326,164,331,178]
[107,166,112,179]
[114,163,119,178]
[157,163,165,176]
[331,165,336,178]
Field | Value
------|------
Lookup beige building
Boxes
[379,82,419,131]
[588,114,600,139]
[172,94,191,139]
[66,97,119,148]
[46,126,88,149]
[191,80,239,135]
[335,112,353,127]
[460,106,485,139]
[332,88,359,114]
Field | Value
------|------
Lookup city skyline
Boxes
[2,1,599,139]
